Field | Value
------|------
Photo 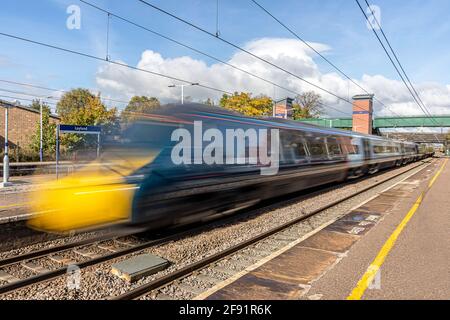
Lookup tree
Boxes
[29,108,57,159]
[60,94,119,151]
[122,96,160,121]
[56,88,95,120]
[292,91,323,120]
[219,92,273,117]
[29,99,51,114]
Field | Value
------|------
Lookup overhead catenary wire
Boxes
[0,2,411,124]
[250,0,406,122]
[136,0,354,106]
[0,87,59,100]
[136,0,417,127]
[79,0,308,103]
[355,0,440,124]
[0,1,393,121]
[79,0,367,118]
[355,0,441,143]
[0,32,233,96]
[0,79,130,105]
[0,94,57,106]
[363,0,439,123]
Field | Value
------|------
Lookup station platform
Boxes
[198,158,449,300]
[0,174,55,224]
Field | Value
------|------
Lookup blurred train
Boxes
[28,104,434,233]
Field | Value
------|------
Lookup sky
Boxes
[0,0,450,122]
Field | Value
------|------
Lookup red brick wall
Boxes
[352,95,373,135]
[0,106,60,154]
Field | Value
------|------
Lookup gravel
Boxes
[0,161,431,300]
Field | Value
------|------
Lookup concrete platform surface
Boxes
[307,158,449,300]
[199,158,449,300]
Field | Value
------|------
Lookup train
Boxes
[28,104,434,233]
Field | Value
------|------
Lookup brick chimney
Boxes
[352,94,374,135]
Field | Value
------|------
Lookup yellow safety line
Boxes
[347,158,448,300]
[428,159,448,188]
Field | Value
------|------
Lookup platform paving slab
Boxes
[203,160,438,300]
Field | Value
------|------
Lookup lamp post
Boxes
[168,83,199,104]
[1,103,12,187]
[284,107,295,119]
[39,97,53,162]
[39,103,43,162]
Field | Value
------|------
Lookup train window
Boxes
[307,137,328,158]
[326,138,343,157]
[292,132,307,160]
[345,144,360,155]
[295,143,307,158]
[280,130,307,164]
[373,144,385,154]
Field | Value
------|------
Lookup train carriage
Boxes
[28,103,429,233]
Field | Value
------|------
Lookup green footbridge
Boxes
[297,115,450,129]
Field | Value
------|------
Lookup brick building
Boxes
[352,94,374,135]
[0,100,60,159]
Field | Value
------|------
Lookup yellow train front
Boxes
[28,153,156,233]
[27,113,175,233]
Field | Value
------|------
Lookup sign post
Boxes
[56,125,102,179]
[55,125,60,179]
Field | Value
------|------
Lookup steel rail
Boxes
[0,159,432,297]
[114,159,433,300]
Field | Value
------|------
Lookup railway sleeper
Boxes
[0,270,20,283]
[21,262,50,274]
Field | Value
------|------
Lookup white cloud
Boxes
[95,37,450,117]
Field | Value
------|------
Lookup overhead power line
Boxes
[363,0,437,122]
[0,87,59,100]
[0,94,57,106]
[80,0,369,118]
[355,2,439,124]
[355,0,441,143]
[0,31,233,96]
[0,79,129,105]
[136,0,354,106]
[250,0,405,121]
[79,0,303,99]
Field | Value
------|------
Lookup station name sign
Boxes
[59,124,101,134]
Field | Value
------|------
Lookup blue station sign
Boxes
[59,124,101,134]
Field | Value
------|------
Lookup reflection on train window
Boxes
[280,130,307,164]
[326,138,343,157]
[307,137,327,158]
[345,144,360,155]
[373,144,385,154]
[294,142,307,159]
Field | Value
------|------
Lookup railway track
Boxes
[0,159,433,298]
[114,159,434,300]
